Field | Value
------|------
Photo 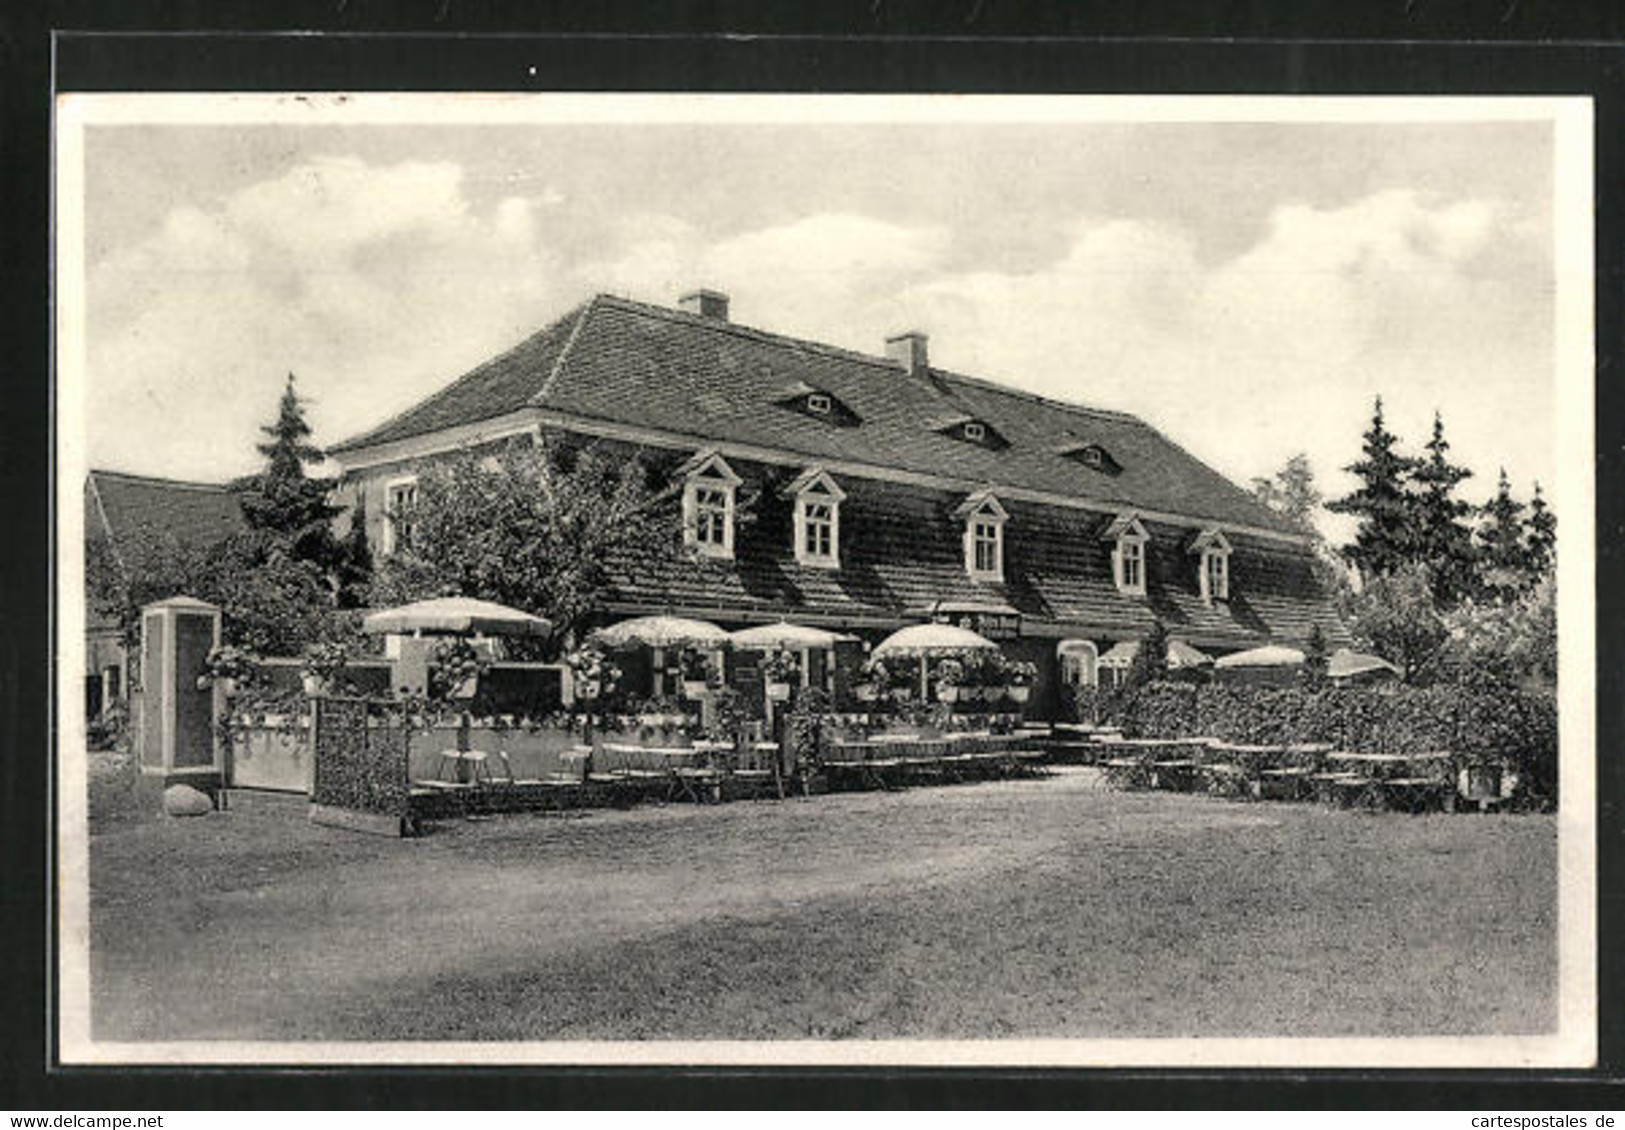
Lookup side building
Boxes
[328,290,1344,718]
[83,469,247,719]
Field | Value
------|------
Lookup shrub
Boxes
[1113,679,1557,808]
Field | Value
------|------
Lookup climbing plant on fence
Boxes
[1105,680,1557,804]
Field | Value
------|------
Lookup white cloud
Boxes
[87,157,565,480]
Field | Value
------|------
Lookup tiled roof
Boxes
[331,294,1301,536]
[86,470,245,581]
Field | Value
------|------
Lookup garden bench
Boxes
[1101,757,1150,790]
[1148,759,1198,792]
[1257,766,1313,802]
[1309,771,1362,805]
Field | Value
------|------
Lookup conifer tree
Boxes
[237,373,346,580]
[1301,622,1330,690]
[1408,411,1478,606]
[1524,482,1557,578]
[1475,468,1527,598]
[1327,396,1419,578]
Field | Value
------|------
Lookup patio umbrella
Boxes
[1327,647,1400,682]
[729,621,852,650]
[872,623,1000,657]
[873,623,1000,699]
[591,614,731,650]
[362,596,552,638]
[1214,644,1306,669]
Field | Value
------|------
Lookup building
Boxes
[328,290,1345,718]
[83,469,246,718]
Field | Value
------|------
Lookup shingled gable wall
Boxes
[332,427,1345,655]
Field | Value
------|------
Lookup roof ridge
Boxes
[591,292,907,372]
[592,292,1149,426]
[87,468,232,492]
[330,298,592,453]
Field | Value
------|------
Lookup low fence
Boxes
[309,695,412,835]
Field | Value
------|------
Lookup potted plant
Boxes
[200,644,258,695]
[565,643,619,703]
[933,657,965,703]
[678,647,713,699]
[431,638,489,701]
[759,648,798,701]
[300,639,349,696]
[853,657,886,703]
[1006,659,1038,704]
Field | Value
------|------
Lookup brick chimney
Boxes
[886,330,929,376]
[679,288,730,321]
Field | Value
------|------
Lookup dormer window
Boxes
[1189,528,1233,604]
[678,450,742,559]
[955,490,1008,582]
[782,467,846,569]
[774,381,858,425]
[807,393,832,415]
[1054,440,1121,474]
[929,411,1006,449]
[1102,513,1149,597]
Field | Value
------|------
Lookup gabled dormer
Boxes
[773,379,860,426]
[677,449,742,559]
[1188,527,1232,604]
[955,489,1009,582]
[780,466,846,569]
[1101,512,1149,596]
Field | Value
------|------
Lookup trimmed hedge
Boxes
[1107,681,1557,806]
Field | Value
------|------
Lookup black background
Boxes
[3,1,1622,1111]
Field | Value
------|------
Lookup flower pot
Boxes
[854,684,879,702]
[889,688,912,702]
[1008,686,1032,704]
[449,677,479,700]
[682,679,709,699]
[301,674,327,696]
[936,686,961,703]
[766,682,792,702]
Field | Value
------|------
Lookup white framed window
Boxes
[1082,447,1102,467]
[807,392,832,415]
[1190,528,1233,604]
[963,421,986,442]
[784,467,845,568]
[382,475,419,557]
[1105,513,1149,596]
[1057,639,1099,689]
[957,491,1008,582]
[679,451,742,559]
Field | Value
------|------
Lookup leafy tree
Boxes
[1408,411,1478,606]
[1524,482,1557,577]
[370,438,679,645]
[1250,453,1323,537]
[1122,620,1170,692]
[1327,396,1419,579]
[1476,467,1528,599]
[1439,576,1556,690]
[1345,563,1450,685]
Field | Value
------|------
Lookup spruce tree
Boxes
[1524,482,1557,578]
[237,373,345,577]
[1301,623,1330,690]
[1475,468,1527,599]
[1409,411,1478,606]
[1327,396,1418,578]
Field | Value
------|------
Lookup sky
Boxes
[76,107,1561,538]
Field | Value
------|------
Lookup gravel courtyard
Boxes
[86,768,1557,1042]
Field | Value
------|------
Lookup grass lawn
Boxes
[86,767,1556,1041]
